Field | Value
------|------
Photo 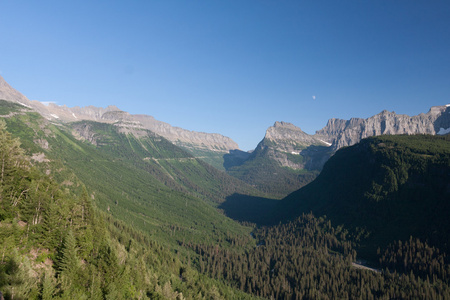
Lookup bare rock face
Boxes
[71,123,100,145]
[315,105,450,150]
[254,122,330,170]
[132,114,239,152]
[63,105,238,151]
[0,75,239,152]
[264,121,329,154]
[0,75,33,107]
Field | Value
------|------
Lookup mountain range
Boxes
[2,74,448,198]
[315,106,450,149]
[1,74,450,299]
[271,134,450,256]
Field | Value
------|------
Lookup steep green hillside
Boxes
[3,99,450,299]
[225,122,333,198]
[70,121,260,205]
[0,101,256,248]
[0,118,258,299]
[178,145,229,171]
[273,134,450,257]
[226,142,323,198]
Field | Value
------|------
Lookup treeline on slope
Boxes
[72,120,261,204]
[0,120,257,300]
[226,155,318,199]
[188,213,450,299]
[2,106,255,250]
[225,138,332,198]
[273,134,450,257]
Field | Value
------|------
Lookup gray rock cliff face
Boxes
[132,114,239,151]
[0,75,33,106]
[264,121,328,153]
[254,105,450,171]
[254,122,330,170]
[0,75,239,152]
[315,105,450,150]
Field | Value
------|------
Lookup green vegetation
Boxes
[0,100,30,115]
[227,154,318,199]
[2,113,259,249]
[190,213,450,299]
[180,146,229,171]
[225,138,331,198]
[0,116,258,299]
[2,99,450,299]
[274,134,450,258]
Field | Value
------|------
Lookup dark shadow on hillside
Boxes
[434,106,450,134]
[219,193,279,225]
[223,150,251,170]
[302,145,334,171]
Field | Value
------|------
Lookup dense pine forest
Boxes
[275,134,450,258]
[1,99,450,299]
[189,214,450,299]
[0,119,254,299]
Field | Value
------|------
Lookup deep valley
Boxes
[0,75,450,299]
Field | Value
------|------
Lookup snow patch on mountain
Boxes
[437,127,450,135]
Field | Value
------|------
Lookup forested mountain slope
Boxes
[3,98,450,299]
[273,134,450,257]
[227,106,449,198]
[0,119,257,299]
[226,122,331,198]
[0,100,260,248]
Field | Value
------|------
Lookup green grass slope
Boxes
[272,134,450,257]
[226,141,322,199]
[0,115,259,299]
[0,101,256,248]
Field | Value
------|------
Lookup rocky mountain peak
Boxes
[272,121,303,130]
[315,105,450,150]
[251,121,331,170]
[0,75,240,152]
[0,75,32,106]
[264,121,321,146]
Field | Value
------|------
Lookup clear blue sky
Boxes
[1,1,449,150]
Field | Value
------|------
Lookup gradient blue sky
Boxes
[1,1,449,150]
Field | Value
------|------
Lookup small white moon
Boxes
[312,95,316,100]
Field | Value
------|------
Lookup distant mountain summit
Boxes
[0,75,32,105]
[0,75,239,154]
[228,106,450,197]
[272,134,450,257]
[315,105,450,150]
[225,122,331,197]
[265,121,330,148]
[257,121,330,170]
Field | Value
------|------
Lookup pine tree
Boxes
[40,270,55,300]
[58,229,79,275]
[0,120,28,220]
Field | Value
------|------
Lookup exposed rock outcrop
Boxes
[0,75,239,152]
[253,122,330,170]
[0,75,31,106]
[315,105,450,150]
[132,114,239,151]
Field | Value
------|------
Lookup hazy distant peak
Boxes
[0,75,240,152]
[0,75,31,105]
